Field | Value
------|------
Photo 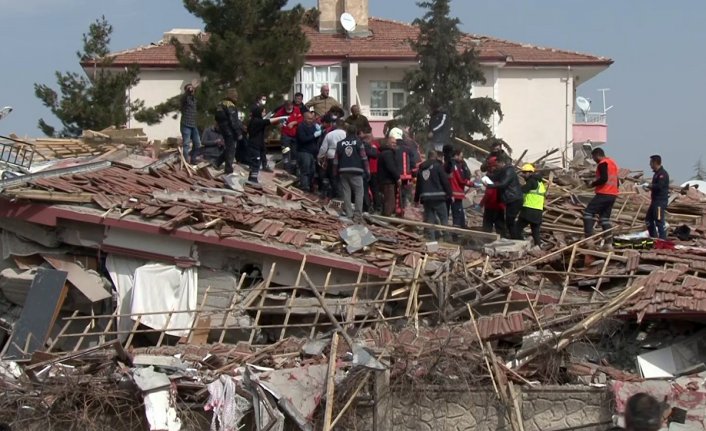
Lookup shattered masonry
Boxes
[0,128,706,430]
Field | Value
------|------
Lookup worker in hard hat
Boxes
[516,163,546,247]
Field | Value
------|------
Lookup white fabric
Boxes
[205,376,250,431]
[106,255,197,338]
[106,254,145,342]
[143,390,182,431]
[132,263,197,337]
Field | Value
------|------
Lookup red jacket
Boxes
[275,106,303,138]
[449,163,472,200]
[481,187,505,210]
[369,140,380,174]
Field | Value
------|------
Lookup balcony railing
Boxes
[369,107,401,118]
[0,140,34,171]
[574,112,607,124]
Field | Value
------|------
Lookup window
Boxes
[370,81,407,118]
[293,65,347,106]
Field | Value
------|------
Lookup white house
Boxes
[94,0,612,161]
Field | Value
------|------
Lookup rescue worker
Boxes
[480,157,506,236]
[644,154,670,240]
[583,147,619,240]
[515,163,546,246]
[448,148,473,228]
[485,157,523,239]
[333,124,370,222]
[481,141,510,172]
[414,151,452,241]
[391,127,415,210]
[213,88,244,175]
[378,135,400,216]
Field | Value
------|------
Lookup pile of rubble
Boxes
[0,138,706,430]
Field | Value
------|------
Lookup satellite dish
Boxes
[576,97,591,114]
[0,106,12,121]
[340,13,357,32]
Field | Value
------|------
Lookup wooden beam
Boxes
[367,214,499,241]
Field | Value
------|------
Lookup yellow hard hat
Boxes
[521,163,535,173]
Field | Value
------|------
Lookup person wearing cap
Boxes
[305,84,342,117]
[516,163,546,246]
[345,105,370,134]
[480,156,506,236]
[583,147,620,240]
[180,83,201,164]
[644,155,670,240]
[213,88,244,175]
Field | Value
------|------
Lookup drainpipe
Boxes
[564,66,571,169]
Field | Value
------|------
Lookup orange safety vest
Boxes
[595,157,619,196]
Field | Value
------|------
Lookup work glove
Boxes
[314,130,322,138]
[315,123,322,132]
[481,176,493,185]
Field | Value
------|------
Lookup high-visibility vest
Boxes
[595,157,619,196]
[523,181,546,210]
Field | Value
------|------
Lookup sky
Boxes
[1,0,704,182]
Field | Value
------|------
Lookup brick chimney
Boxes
[318,0,370,36]
[162,29,201,45]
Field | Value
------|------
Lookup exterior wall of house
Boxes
[356,66,408,137]
[494,67,574,161]
[129,69,199,141]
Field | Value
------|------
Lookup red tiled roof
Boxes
[102,18,611,68]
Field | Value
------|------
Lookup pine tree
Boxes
[34,16,142,137]
[135,0,310,126]
[399,0,502,146]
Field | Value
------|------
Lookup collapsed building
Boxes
[0,130,706,430]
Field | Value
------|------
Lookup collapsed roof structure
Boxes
[0,131,706,430]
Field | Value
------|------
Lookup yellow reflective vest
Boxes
[523,181,546,210]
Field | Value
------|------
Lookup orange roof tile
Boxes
[101,18,611,68]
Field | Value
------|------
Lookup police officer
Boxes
[333,124,370,222]
[414,151,452,241]
[583,147,619,239]
[644,155,670,239]
[516,163,546,246]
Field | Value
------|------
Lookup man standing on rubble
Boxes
[644,155,670,240]
[516,163,546,246]
[484,157,523,239]
[583,147,619,240]
[334,124,370,222]
[415,151,452,241]
[180,83,201,164]
[213,88,244,175]
[481,141,510,172]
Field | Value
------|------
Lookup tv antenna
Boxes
[340,12,357,33]
[597,88,613,114]
[576,96,591,120]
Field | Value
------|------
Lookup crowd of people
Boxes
[178,83,671,246]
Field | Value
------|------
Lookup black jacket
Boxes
[247,108,270,150]
[429,110,451,144]
[395,140,415,179]
[214,99,243,140]
[414,159,452,204]
[651,166,670,205]
[334,135,368,175]
[378,146,399,185]
[296,122,319,156]
[488,165,523,204]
